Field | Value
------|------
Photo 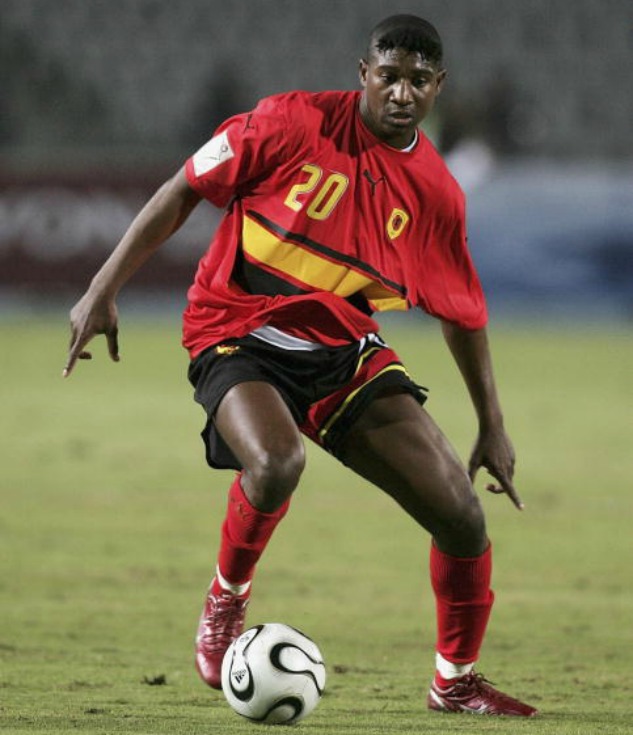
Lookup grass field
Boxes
[1,315,632,734]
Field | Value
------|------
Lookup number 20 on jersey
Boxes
[284,164,349,221]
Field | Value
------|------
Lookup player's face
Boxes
[359,47,446,149]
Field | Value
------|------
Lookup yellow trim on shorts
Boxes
[318,363,409,442]
[354,346,381,374]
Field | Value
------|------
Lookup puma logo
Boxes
[363,169,385,196]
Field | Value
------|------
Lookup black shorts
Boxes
[187,334,427,470]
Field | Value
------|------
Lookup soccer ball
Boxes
[221,623,326,725]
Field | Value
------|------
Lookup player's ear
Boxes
[359,58,369,87]
[435,68,447,95]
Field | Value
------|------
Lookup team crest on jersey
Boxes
[387,208,410,241]
[192,131,234,176]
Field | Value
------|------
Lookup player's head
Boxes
[359,15,446,149]
[365,14,443,67]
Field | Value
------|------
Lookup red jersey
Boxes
[183,90,487,358]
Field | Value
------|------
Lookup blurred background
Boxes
[1,0,632,321]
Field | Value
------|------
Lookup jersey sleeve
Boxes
[410,190,488,330]
[185,95,291,208]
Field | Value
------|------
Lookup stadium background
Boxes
[1,0,632,320]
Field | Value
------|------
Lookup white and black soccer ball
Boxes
[221,623,326,725]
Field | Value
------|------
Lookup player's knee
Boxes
[417,456,486,551]
[454,491,487,540]
[436,471,488,555]
[245,440,305,511]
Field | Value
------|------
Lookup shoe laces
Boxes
[199,593,248,654]
[455,672,495,691]
[452,672,525,708]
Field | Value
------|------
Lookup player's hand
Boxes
[468,426,524,510]
[63,293,120,377]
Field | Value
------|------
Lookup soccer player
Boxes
[64,15,537,717]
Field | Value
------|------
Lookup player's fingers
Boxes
[63,348,94,376]
[63,351,79,378]
[106,328,120,363]
[486,478,524,511]
[63,327,92,377]
[63,336,82,377]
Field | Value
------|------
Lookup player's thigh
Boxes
[215,381,306,505]
[338,391,486,551]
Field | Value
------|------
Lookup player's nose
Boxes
[391,80,414,105]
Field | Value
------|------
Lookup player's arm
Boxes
[63,166,201,377]
[441,320,524,510]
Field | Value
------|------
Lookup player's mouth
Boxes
[386,110,415,126]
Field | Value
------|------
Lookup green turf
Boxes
[1,315,632,734]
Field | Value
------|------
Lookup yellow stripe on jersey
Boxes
[242,214,372,296]
[362,282,409,312]
[242,214,408,310]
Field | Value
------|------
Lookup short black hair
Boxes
[366,14,443,66]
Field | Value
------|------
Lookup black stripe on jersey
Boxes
[246,209,407,297]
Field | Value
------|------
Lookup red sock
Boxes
[215,473,290,591]
[430,543,494,670]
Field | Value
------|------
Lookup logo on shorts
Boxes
[215,344,241,356]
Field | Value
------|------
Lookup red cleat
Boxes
[195,587,249,689]
[428,672,538,716]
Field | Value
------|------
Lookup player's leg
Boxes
[215,380,306,512]
[338,390,492,666]
[337,391,536,716]
[196,380,305,689]
[338,389,486,556]
[210,380,303,594]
